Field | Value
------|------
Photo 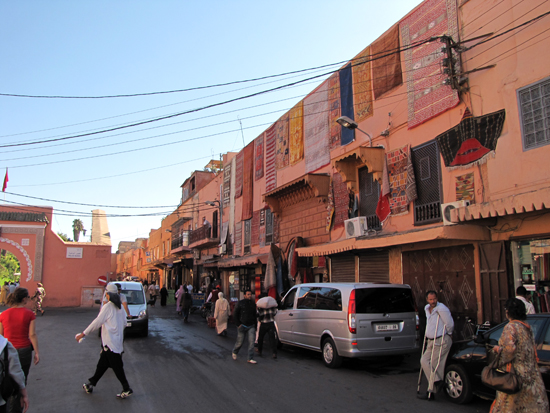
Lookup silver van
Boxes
[275,283,419,368]
[107,281,149,337]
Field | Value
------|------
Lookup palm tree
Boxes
[72,219,86,242]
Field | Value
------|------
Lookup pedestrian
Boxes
[175,285,184,315]
[515,286,536,315]
[206,285,220,305]
[214,292,230,336]
[490,298,549,412]
[186,283,193,294]
[182,289,193,323]
[0,334,30,413]
[231,290,257,364]
[76,283,133,399]
[256,295,278,359]
[102,284,130,317]
[418,290,454,400]
[0,282,8,305]
[0,288,39,413]
[32,283,46,316]
[147,283,156,306]
[160,286,168,307]
[8,283,16,295]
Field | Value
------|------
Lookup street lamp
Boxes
[336,116,372,147]
[205,200,222,240]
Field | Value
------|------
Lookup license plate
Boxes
[126,322,132,327]
[375,324,398,332]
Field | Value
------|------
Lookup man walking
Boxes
[232,290,258,364]
[418,290,454,401]
[256,297,278,359]
[76,284,133,399]
[516,285,536,314]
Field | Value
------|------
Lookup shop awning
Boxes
[451,186,550,223]
[263,173,330,215]
[296,224,490,257]
[331,146,385,192]
[215,253,270,268]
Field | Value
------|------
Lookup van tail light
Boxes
[348,289,356,334]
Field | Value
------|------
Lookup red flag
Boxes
[376,158,391,223]
[2,168,7,192]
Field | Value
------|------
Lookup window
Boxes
[212,210,218,238]
[518,77,550,150]
[243,219,251,254]
[487,318,545,346]
[296,287,342,311]
[265,209,273,244]
[355,288,415,314]
[282,288,297,310]
[358,167,381,230]
[412,140,442,225]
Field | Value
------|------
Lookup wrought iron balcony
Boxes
[189,225,219,249]
[171,230,191,251]
[414,201,442,225]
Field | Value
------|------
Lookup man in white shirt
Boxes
[516,286,536,315]
[76,283,133,399]
[418,290,454,401]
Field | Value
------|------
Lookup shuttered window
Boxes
[330,254,356,282]
[412,140,442,225]
[358,167,381,230]
[358,250,389,283]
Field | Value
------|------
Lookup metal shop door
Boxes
[403,245,477,341]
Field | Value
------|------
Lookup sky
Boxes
[0,0,422,250]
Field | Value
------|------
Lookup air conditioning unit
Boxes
[219,244,227,255]
[344,217,368,239]
[441,200,471,226]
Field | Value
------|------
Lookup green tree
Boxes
[57,232,73,242]
[72,219,86,242]
[0,251,20,283]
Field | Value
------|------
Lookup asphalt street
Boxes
[16,304,493,413]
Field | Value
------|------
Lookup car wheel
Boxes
[322,338,343,369]
[445,364,473,404]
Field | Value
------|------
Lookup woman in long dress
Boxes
[175,285,184,315]
[214,292,230,336]
[491,298,549,412]
[0,282,8,305]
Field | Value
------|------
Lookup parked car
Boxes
[444,314,550,404]
[275,283,419,368]
[103,281,149,337]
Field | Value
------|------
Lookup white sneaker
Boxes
[232,353,237,360]
[247,359,257,364]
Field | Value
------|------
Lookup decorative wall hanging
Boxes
[304,81,330,173]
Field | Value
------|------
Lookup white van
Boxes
[107,281,148,337]
[275,283,419,368]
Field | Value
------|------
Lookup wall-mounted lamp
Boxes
[165,229,172,233]
[336,116,372,147]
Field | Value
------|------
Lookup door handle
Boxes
[289,313,293,316]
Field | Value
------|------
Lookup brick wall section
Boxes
[280,198,330,252]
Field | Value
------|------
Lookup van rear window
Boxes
[355,288,414,314]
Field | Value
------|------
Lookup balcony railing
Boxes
[190,225,212,244]
[365,214,381,231]
[171,230,191,250]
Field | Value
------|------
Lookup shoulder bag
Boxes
[481,350,520,394]
[0,345,19,401]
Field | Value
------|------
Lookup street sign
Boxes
[97,275,107,285]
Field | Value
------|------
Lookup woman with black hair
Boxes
[76,284,133,399]
[490,298,548,412]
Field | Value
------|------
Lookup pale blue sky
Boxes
[0,0,422,249]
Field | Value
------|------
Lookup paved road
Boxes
[19,305,492,413]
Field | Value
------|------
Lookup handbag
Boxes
[481,351,520,394]
[0,345,19,401]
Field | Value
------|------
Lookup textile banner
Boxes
[328,73,341,149]
[251,210,260,246]
[326,175,334,232]
[372,25,402,99]
[333,172,349,229]
[339,64,355,145]
[304,81,330,173]
[235,150,244,198]
[456,173,474,201]
[405,145,418,203]
[234,222,242,256]
[265,124,277,192]
[387,145,411,215]
[275,113,289,169]
[242,141,254,221]
[376,158,391,223]
[289,101,304,165]
[223,162,231,207]
[254,134,264,180]
[400,0,460,129]
[436,108,506,167]
[352,46,374,123]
